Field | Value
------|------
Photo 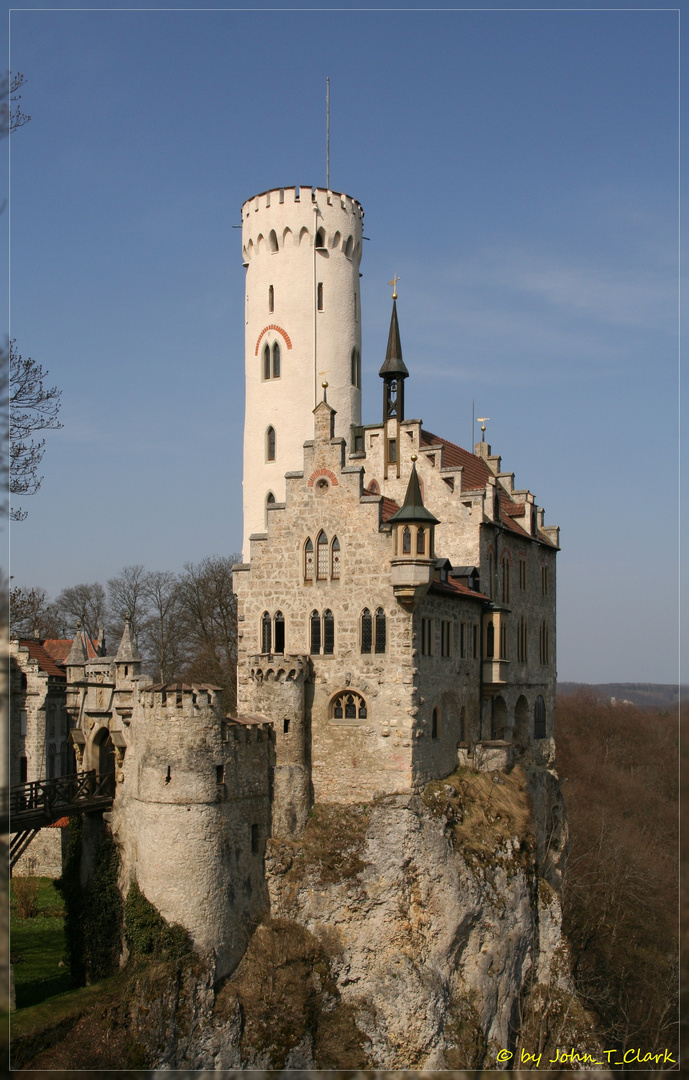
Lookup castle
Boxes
[11,185,559,980]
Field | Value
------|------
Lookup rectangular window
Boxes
[20,710,27,736]
[317,282,324,310]
[441,621,452,657]
[388,438,397,463]
[459,621,466,659]
[251,824,259,854]
[421,617,433,656]
[542,566,549,595]
[216,764,225,784]
[519,559,527,590]
[472,624,478,659]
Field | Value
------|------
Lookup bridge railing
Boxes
[9,770,115,831]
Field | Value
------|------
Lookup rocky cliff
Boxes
[16,761,601,1071]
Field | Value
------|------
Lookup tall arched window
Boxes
[534,695,547,739]
[416,527,425,555]
[316,228,326,249]
[317,531,328,579]
[360,608,372,653]
[351,347,361,389]
[486,621,495,658]
[375,608,386,653]
[304,538,314,582]
[274,611,285,654]
[431,707,440,739]
[263,344,271,381]
[269,229,278,252]
[403,526,411,554]
[268,284,274,312]
[272,342,281,378]
[310,610,321,654]
[267,426,276,462]
[265,491,275,528]
[323,609,334,654]
[501,556,510,603]
[331,536,340,579]
[261,611,272,653]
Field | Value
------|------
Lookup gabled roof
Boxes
[17,640,66,679]
[42,635,101,663]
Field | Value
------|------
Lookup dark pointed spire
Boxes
[379,299,409,379]
[388,458,439,525]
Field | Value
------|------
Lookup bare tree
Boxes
[107,564,150,651]
[9,341,62,521]
[0,71,30,141]
[55,582,106,641]
[10,584,62,638]
[176,554,240,709]
[140,570,183,682]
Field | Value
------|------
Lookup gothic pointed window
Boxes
[316,228,325,249]
[361,608,372,654]
[375,608,386,653]
[403,526,411,554]
[330,690,367,722]
[263,344,271,381]
[272,342,281,379]
[331,536,340,579]
[310,610,321,654]
[317,531,328,579]
[304,538,314,582]
[416,527,425,555]
[265,491,275,528]
[267,426,276,462]
[534,695,547,739]
[261,611,272,654]
[486,621,495,659]
[273,611,285,654]
[323,609,334,654]
[269,229,278,253]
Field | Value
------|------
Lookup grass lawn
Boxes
[10,877,73,1009]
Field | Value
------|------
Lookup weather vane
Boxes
[477,417,490,442]
[388,274,400,300]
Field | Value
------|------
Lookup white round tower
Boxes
[241,185,364,556]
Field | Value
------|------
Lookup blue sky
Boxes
[4,3,681,684]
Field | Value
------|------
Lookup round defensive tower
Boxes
[241,185,364,556]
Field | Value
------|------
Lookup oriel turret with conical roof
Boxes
[389,457,439,606]
[379,292,409,479]
[114,619,141,722]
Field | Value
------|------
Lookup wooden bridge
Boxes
[5,770,115,871]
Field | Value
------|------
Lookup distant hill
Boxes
[557,682,686,710]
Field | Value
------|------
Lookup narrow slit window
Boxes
[317,531,328,579]
[431,708,439,739]
[261,611,272,653]
[304,538,314,581]
[310,610,321,654]
[375,608,386,653]
[323,609,334,654]
[534,696,547,739]
[486,621,495,659]
[331,536,340,579]
[502,558,510,603]
[268,284,274,313]
[274,611,285,654]
[388,438,397,463]
[317,282,324,310]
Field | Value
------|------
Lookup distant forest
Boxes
[558,682,685,710]
[556,693,679,1065]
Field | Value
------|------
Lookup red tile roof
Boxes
[429,578,489,603]
[381,496,400,522]
[421,429,492,492]
[42,639,72,663]
[18,640,67,679]
[49,816,70,828]
[501,501,525,517]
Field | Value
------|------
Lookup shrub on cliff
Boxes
[123,882,192,963]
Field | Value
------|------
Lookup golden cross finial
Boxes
[388,274,400,300]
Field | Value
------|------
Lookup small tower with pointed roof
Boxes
[379,292,409,480]
[388,457,439,605]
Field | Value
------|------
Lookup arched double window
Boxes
[310,609,335,655]
[305,533,341,582]
[331,690,367,721]
[263,341,281,379]
[360,607,386,653]
[261,610,285,654]
[266,426,276,462]
[534,695,547,739]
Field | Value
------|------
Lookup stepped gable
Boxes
[17,639,66,679]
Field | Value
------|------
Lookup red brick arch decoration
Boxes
[254,325,293,355]
[308,467,339,488]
